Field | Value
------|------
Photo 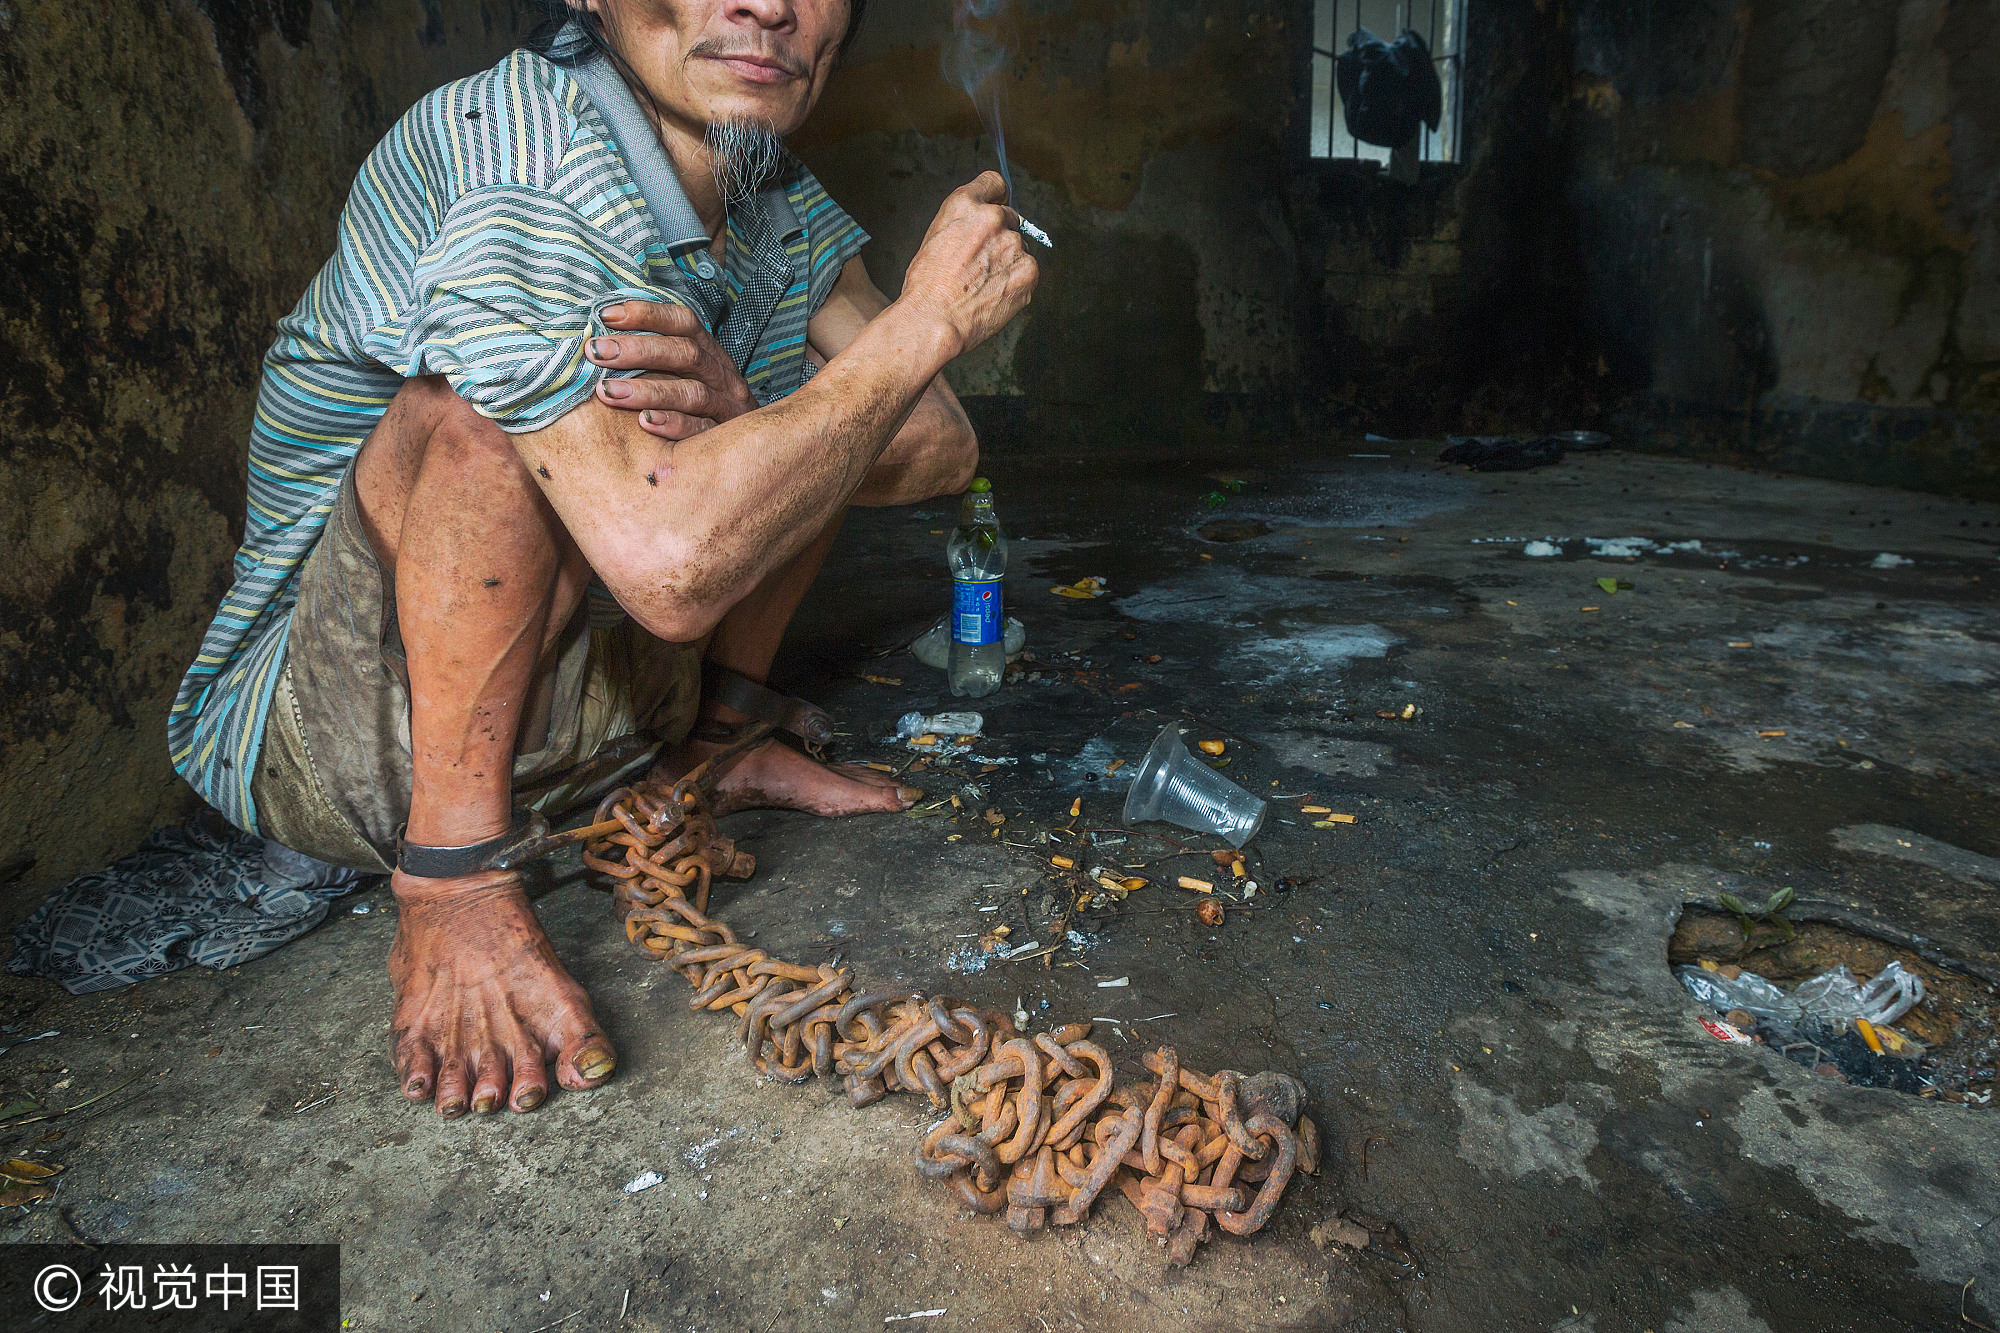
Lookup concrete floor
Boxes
[2,447,1997,1332]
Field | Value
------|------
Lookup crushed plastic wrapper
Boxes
[1676,960,1924,1029]
[897,711,984,741]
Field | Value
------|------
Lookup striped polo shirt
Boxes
[169,34,868,833]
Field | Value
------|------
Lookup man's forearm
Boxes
[851,379,977,506]
[517,301,957,640]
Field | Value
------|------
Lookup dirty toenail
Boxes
[514,1088,545,1111]
[472,1094,498,1114]
[406,1079,427,1095]
[439,1099,467,1118]
[576,1048,616,1081]
[898,786,924,802]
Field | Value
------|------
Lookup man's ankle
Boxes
[390,866,523,906]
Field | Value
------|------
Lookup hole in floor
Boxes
[1668,907,1997,1106]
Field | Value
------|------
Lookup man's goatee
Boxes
[706,117,792,211]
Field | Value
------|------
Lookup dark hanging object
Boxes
[1335,27,1444,150]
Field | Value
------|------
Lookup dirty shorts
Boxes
[250,467,703,874]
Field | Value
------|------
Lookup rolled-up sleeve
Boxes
[365,184,691,433]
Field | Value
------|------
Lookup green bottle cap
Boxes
[968,477,992,494]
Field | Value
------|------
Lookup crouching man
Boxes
[168,0,1036,1118]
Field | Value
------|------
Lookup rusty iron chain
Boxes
[582,740,1321,1265]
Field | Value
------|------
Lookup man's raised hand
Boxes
[897,171,1039,360]
[586,300,758,441]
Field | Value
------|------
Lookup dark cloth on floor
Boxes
[6,822,367,995]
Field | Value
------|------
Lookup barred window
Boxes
[1309,0,1466,164]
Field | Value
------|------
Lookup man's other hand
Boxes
[586,301,758,441]
[898,171,1039,360]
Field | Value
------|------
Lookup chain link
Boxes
[583,749,1320,1265]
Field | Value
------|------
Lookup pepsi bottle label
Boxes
[952,578,1003,645]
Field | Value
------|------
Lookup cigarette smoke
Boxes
[943,0,1015,199]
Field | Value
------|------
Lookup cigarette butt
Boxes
[1301,805,1332,814]
[1106,759,1125,774]
[950,795,962,808]
[1855,1017,1884,1054]
[1069,798,1082,818]
[1758,729,1787,738]
[1197,740,1226,756]
[1728,641,1753,648]
[1177,876,1214,893]
[1096,876,1126,894]
[864,761,895,772]
[1230,859,1247,879]
[1327,813,1356,824]
[1051,855,1075,869]
[911,734,938,746]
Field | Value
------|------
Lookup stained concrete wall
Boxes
[794,0,1307,450]
[1569,0,2000,497]
[798,0,1591,449]
[0,0,528,883]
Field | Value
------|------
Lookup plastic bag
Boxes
[1676,966,1799,1025]
[1792,962,1924,1025]
[897,711,985,740]
[1676,960,1925,1028]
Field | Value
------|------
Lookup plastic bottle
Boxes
[948,477,1007,698]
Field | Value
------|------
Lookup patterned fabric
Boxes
[169,42,868,831]
[6,823,365,995]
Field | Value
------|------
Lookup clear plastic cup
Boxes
[1122,725,1266,848]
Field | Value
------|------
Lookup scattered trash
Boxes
[884,1311,947,1324]
[623,1170,664,1194]
[587,736,1318,1266]
[1196,740,1226,756]
[1197,899,1225,927]
[860,673,904,685]
[1052,577,1109,598]
[1123,725,1266,847]
[1697,1015,1755,1045]
[350,903,370,915]
[1870,553,1913,569]
[1595,577,1633,594]
[898,711,983,741]
[1678,959,1925,1028]
[1177,877,1214,893]
[1096,976,1130,988]
[1375,704,1420,720]
[1523,541,1562,557]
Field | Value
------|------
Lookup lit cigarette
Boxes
[1019,217,1052,248]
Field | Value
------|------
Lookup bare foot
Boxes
[387,869,616,1117]
[653,735,922,817]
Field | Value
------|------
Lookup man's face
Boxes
[574,0,851,137]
